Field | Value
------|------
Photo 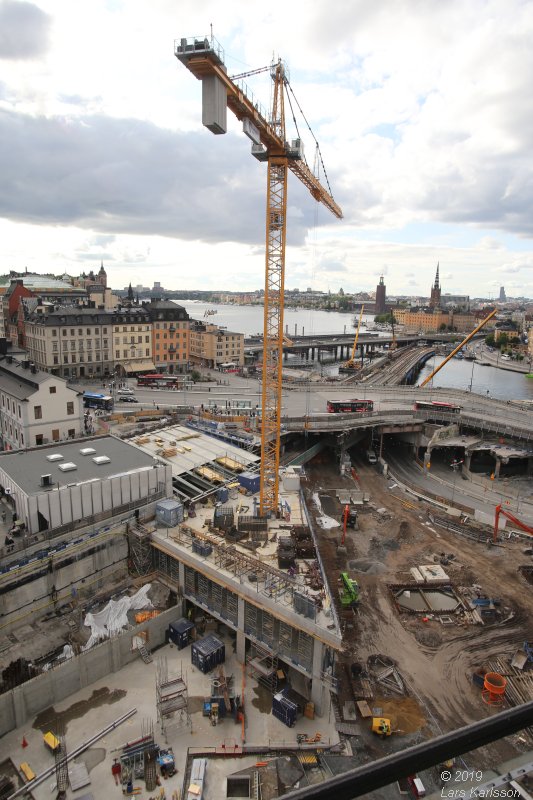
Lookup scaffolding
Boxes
[247,641,280,694]
[128,522,154,577]
[155,656,191,737]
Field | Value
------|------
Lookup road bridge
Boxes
[244,331,468,363]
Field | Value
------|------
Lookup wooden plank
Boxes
[356,700,372,718]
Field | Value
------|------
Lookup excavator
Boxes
[339,306,365,373]
[493,503,533,543]
[339,572,359,607]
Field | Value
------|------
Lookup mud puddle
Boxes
[33,686,126,732]
[251,683,273,713]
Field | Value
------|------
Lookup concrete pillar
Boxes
[178,561,185,591]
[464,453,472,472]
[236,597,246,663]
[310,639,324,716]
[494,458,501,478]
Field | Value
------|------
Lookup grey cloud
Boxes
[0,0,51,60]
[0,110,321,245]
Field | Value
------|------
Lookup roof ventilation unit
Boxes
[93,456,111,465]
[46,453,64,462]
[40,474,53,487]
[79,447,96,456]
[58,462,77,472]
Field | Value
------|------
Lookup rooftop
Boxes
[0,435,158,496]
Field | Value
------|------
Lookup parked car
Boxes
[118,387,135,395]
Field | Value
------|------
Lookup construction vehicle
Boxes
[339,305,365,373]
[176,35,342,516]
[339,572,359,607]
[493,503,533,543]
[372,717,392,737]
[337,505,358,556]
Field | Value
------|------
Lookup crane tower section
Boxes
[175,34,342,514]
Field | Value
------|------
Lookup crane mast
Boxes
[175,34,342,514]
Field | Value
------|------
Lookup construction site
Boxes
[2,29,533,800]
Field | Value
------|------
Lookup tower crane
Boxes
[175,34,342,514]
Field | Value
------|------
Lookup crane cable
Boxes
[303,144,322,424]
[285,80,337,194]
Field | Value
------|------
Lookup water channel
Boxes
[175,300,533,402]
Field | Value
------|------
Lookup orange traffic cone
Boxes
[22,736,28,748]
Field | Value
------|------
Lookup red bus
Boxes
[414,400,461,413]
[137,374,183,388]
[327,399,374,413]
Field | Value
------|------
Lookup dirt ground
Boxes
[302,451,533,770]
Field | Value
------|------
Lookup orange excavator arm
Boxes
[494,503,533,542]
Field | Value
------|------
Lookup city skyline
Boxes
[1,0,532,297]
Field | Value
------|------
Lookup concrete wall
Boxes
[0,605,180,737]
[0,532,129,632]
[25,464,169,534]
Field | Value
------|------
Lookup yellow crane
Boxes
[339,305,364,373]
[176,35,342,514]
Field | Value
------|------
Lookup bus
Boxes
[414,400,461,413]
[83,392,114,411]
[137,374,187,389]
[327,399,374,413]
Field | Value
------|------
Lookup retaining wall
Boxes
[0,604,181,737]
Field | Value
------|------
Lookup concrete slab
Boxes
[0,638,340,800]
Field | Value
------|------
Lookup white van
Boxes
[366,450,377,464]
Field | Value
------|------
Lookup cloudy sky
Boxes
[1,0,532,298]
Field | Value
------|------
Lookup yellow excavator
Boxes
[339,305,365,373]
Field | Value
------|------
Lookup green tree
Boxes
[190,370,202,383]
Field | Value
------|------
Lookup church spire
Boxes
[434,262,440,290]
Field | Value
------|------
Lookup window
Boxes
[54,356,59,365]
[116,350,120,358]
[49,386,57,394]
[87,328,91,335]
[21,433,24,445]
[34,405,42,419]
[67,401,74,415]
[35,434,44,445]
[70,329,74,335]
[78,329,82,335]
[62,329,67,336]
[68,428,75,438]
[63,355,68,364]
[52,342,58,352]
[52,329,57,336]
[18,405,21,417]
[145,336,149,343]
[52,429,60,441]
[103,327,108,334]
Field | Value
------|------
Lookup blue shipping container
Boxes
[191,634,225,674]
[238,472,260,493]
[167,618,195,649]
[272,690,298,727]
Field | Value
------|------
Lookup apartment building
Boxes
[0,356,83,450]
[394,308,492,333]
[1,277,86,341]
[144,300,190,373]
[189,321,244,368]
[24,307,154,379]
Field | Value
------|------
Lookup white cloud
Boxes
[0,0,532,296]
